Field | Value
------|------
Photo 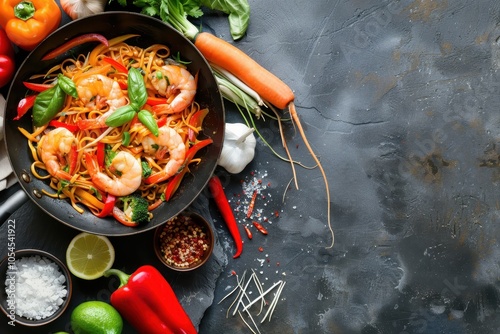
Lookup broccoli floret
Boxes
[121,194,150,224]
[141,160,152,178]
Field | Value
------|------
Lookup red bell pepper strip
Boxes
[146,96,169,106]
[96,194,116,218]
[208,175,243,259]
[48,120,79,132]
[102,56,128,73]
[68,144,78,176]
[188,108,209,142]
[104,265,197,334]
[162,138,214,200]
[41,33,109,60]
[14,94,37,120]
[112,206,140,227]
[23,81,53,92]
[0,27,15,89]
[96,142,105,168]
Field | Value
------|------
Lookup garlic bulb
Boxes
[218,123,256,174]
[60,0,107,20]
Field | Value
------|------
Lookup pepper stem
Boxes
[235,127,255,145]
[14,1,35,21]
[104,269,130,288]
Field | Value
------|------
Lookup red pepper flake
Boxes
[274,211,280,217]
[258,247,264,252]
[244,225,253,240]
[158,215,210,268]
[253,221,268,235]
[246,190,258,218]
[231,270,237,276]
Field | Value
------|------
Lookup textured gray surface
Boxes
[2,0,500,333]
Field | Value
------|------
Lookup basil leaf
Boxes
[200,0,250,40]
[105,105,136,127]
[32,85,65,127]
[57,74,78,98]
[127,67,148,110]
[138,109,159,137]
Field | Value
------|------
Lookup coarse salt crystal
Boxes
[4,255,67,320]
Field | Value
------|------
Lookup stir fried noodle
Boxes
[20,37,210,223]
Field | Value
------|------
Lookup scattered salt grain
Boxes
[5,255,67,320]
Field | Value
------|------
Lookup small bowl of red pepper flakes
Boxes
[154,212,214,271]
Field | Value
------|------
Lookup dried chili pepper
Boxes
[208,175,243,258]
[104,265,197,334]
[253,221,268,235]
[246,190,257,218]
[244,225,253,240]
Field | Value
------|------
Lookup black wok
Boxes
[4,12,224,236]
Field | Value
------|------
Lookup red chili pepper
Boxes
[104,265,197,334]
[244,225,253,240]
[14,94,37,120]
[96,194,116,218]
[208,175,243,258]
[188,108,209,142]
[0,27,15,89]
[102,56,128,73]
[246,190,258,219]
[96,142,105,168]
[41,33,109,60]
[111,206,140,227]
[163,138,213,200]
[48,120,79,132]
[23,81,53,92]
[253,221,268,235]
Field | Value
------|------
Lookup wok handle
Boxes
[0,188,28,224]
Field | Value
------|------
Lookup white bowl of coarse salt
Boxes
[0,249,72,326]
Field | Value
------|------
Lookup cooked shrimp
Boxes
[143,126,186,184]
[149,65,197,114]
[76,74,128,129]
[85,150,142,197]
[37,127,76,181]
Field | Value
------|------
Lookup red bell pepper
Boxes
[161,138,213,200]
[14,94,36,120]
[102,56,128,73]
[188,108,209,142]
[96,194,116,218]
[96,142,105,168]
[111,206,140,227]
[146,96,169,106]
[48,120,79,132]
[23,81,53,92]
[104,265,197,334]
[0,27,14,89]
[208,175,243,259]
[68,144,77,176]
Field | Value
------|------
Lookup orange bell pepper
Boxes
[0,0,61,51]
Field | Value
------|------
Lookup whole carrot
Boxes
[208,175,243,258]
[194,32,294,110]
